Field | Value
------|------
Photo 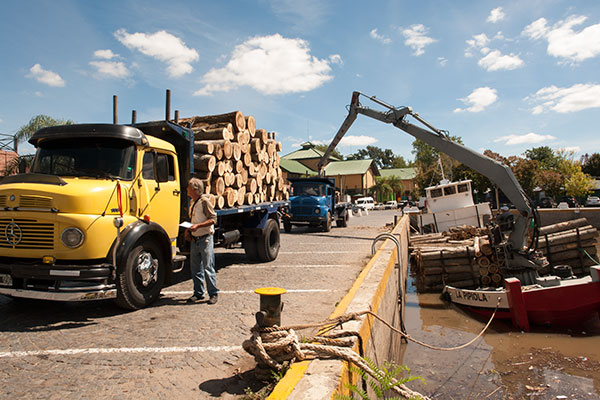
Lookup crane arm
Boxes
[328,91,533,252]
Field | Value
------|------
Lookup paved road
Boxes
[0,209,398,399]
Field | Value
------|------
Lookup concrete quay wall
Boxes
[269,215,411,399]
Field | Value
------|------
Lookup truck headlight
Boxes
[61,227,84,248]
[314,208,320,215]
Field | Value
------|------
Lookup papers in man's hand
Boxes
[179,221,193,229]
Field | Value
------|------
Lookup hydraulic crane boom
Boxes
[321,91,541,276]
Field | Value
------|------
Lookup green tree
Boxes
[385,176,404,201]
[347,146,398,169]
[535,170,563,198]
[565,170,595,198]
[15,115,75,149]
[581,153,600,177]
[411,137,463,195]
[524,146,559,170]
[368,177,392,202]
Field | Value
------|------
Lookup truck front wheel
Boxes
[257,218,280,262]
[116,243,165,310]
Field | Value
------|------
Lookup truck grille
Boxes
[294,206,315,216]
[0,218,55,249]
[0,195,6,208]
[19,195,53,209]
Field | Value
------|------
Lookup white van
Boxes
[355,197,375,210]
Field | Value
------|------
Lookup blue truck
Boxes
[282,177,349,232]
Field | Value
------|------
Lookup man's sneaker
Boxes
[208,294,218,305]
[186,295,204,304]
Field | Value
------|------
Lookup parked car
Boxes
[585,196,600,207]
[559,196,578,208]
[384,200,398,209]
[538,197,555,208]
[355,196,374,210]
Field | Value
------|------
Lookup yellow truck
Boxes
[0,120,287,309]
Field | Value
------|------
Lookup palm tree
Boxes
[385,176,404,201]
[369,177,392,203]
[14,115,74,151]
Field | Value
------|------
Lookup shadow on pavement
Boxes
[198,369,270,397]
[0,296,125,333]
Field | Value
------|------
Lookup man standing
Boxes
[185,178,219,304]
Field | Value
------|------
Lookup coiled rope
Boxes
[243,300,500,399]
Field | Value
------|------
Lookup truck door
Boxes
[138,150,180,238]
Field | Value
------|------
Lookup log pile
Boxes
[409,227,499,292]
[177,111,288,209]
[410,219,600,292]
[537,218,599,276]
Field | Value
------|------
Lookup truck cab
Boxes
[0,123,185,309]
[282,177,348,232]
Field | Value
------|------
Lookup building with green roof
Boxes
[280,142,341,172]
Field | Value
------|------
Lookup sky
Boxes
[1,0,599,162]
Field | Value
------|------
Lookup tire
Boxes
[115,242,165,310]
[322,212,332,232]
[256,219,280,262]
[283,219,292,233]
[243,235,259,261]
[336,212,348,228]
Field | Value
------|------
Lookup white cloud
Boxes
[465,33,524,70]
[339,135,378,147]
[114,29,199,77]
[454,87,498,113]
[27,64,65,87]
[195,34,337,96]
[89,61,131,79]
[494,132,556,146]
[522,15,600,62]
[438,56,448,66]
[401,24,436,56]
[478,50,524,71]
[487,7,505,23]
[94,49,118,60]
[329,54,343,65]
[526,83,600,114]
[370,28,391,44]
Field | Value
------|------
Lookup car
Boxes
[585,196,600,207]
[538,197,554,208]
[384,200,398,209]
[355,196,374,210]
[559,196,578,208]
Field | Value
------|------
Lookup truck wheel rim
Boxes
[136,251,158,287]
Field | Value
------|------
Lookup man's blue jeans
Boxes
[190,234,218,298]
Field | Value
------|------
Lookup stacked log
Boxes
[178,111,289,209]
[537,218,599,276]
[410,226,506,292]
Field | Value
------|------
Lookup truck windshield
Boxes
[31,138,136,180]
[291,182,325,196]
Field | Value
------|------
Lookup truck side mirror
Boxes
[155,153,169,183]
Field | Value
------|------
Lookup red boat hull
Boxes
[447,266,600,331]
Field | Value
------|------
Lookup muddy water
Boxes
[398,277,600,399]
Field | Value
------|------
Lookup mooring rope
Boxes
[243,300,500,399]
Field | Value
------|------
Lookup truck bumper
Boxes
[288,216,326,225]
[0,262,117,301]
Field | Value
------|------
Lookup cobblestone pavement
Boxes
[0,210,398,399]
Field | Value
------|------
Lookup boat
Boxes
[444,265,600,331]
[415,179,492,234]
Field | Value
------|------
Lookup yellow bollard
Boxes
[254,287,286,327]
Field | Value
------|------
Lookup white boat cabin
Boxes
[426,179,475,213]
[418,179,492,233]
